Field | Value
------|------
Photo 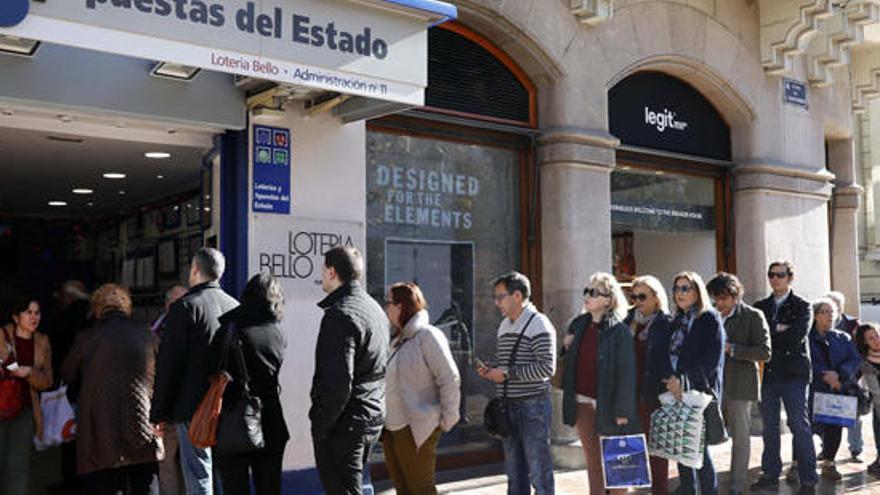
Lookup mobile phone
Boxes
[474,358,487,370]
[5,362,19,372]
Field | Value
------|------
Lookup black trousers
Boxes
[83,462,159,495]
[216,445,285,495]
[313,425,381,495]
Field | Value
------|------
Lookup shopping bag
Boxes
[34,385,76,451]
[648,390,712,469]
[813,392,857,428]
[600,434,652,489]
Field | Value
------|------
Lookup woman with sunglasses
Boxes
[627,275,673,494]
[561,272,639,493]
[665,271,725,495]
[807,298,861,481]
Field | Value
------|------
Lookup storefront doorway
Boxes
[609,72,734,286]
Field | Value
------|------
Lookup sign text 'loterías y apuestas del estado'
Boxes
[85,1,390,60]
[0,0,448,105]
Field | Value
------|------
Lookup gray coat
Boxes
[385,310,460,449]
[722,302,771,401]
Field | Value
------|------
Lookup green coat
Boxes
[561,313,640,435]
[722,302,771,401]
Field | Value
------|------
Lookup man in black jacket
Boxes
[751,261,817,494]
[151,247,239,495]
[310,246,389,495]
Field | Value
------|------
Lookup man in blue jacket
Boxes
[751,261,818,494]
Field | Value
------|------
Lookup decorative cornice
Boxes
[760,0,834,75]
[538,128,619,169]
[733,162,835,200]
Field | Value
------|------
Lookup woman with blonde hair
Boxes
[561,272,639,493]
[627,275,673,494]
[62,284,163,494]
[665,271,725,495]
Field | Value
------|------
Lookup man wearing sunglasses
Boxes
[751,261,817,494]
[477,271,556,495]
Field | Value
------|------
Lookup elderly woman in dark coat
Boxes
[210,273,289,495]
[61,284,163,495]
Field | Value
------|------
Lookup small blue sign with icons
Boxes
[783,78,808,109]
[252,125,291,214]
[0,0,29,28]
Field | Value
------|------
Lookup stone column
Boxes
[539,128,618,469]
[827,139,864,317]
[732,163,835,303]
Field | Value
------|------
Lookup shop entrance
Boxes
[0,111,218,332]
[609,72,734,286]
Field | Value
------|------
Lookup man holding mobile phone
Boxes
[751,261,817,493]
[477,271,556,495]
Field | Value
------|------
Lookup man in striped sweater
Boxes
[478,271,557,495]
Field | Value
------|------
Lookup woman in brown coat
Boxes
[62,284,163,495]
[0,295,53,495]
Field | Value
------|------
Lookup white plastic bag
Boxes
[34,385,76,451]
[648,390,712,469]
[813,392,858,428]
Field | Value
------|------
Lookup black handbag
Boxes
[484,314,537,439]
[844,382,872,416]
[214,328,265,457]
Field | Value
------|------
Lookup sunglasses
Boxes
[583,287,611,299]
[631,293,649,302]
[767,271,789,279]
[673,285,693,294]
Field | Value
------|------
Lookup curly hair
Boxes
[91,283,132,318]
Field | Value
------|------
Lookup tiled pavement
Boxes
[376,415,880,494]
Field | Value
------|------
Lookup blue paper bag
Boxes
[600,434,652,489]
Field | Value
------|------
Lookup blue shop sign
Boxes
[253,125,292,214]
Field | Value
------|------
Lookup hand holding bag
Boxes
[0,327,26,422]
[33,383,77,450]
[214,328,264,456]
[484,314,537,439]
[188,324,236,449]
[600,434,652,489]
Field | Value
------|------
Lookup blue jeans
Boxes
[501,394,554,495]
[848,416,863,455]
[175,422,220,494]
[760,379,818,485]
[678,446,716,495]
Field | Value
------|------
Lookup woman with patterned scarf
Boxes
[855,322,880,477]
[626,275,673,494]
[664,271,725,495]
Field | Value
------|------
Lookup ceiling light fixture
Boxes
[151,62,200,81]
[72,188,94,195]
[102,172,126,180]
[48,200,67,207]
[118,190,126,195]
[156,175,165,179]
[145,151,171,159]
[0,35,40,57]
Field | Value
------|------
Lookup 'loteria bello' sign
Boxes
[0,0,456,105]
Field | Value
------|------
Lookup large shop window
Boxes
[366,128,523,454]
[611,168,718,285]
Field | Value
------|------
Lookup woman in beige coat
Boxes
[382,282,461,495]
[0,295,53,495]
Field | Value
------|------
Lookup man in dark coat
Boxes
[310,246,389,495]
[150,247,239,494]
[751,260,818,493]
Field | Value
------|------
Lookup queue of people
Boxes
[8,247,880,495]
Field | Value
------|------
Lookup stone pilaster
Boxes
[538,127,618,469]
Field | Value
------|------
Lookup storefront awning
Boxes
[0,0,457,106]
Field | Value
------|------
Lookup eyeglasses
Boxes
[815,309,834,315]
[492,292,511,302]
[767,271,789,279]
[673,285,693,294]
[583,287,611,299]
[384,299,397,306]
[631,292,649,302]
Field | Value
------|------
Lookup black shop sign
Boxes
[609,72,731,161]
